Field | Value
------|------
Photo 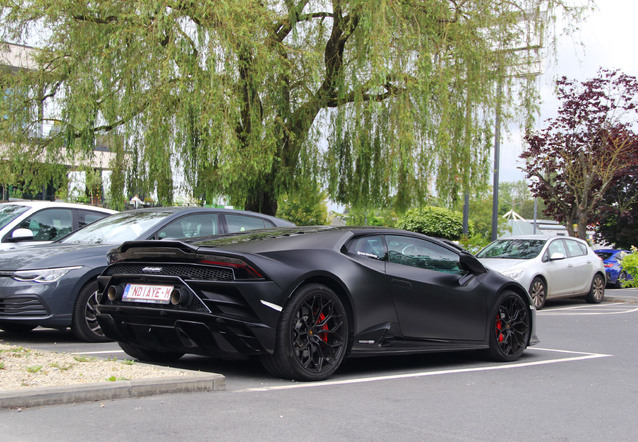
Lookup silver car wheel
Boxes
[529,277,547,310]
[587,274,605,304]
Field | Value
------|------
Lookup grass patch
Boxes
[26,365,43,373]
[0,346,30,357]
[50,362,74,371]
[73,356,95,363]
[106,376,130,382]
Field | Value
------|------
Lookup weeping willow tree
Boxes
[0,1,586,214]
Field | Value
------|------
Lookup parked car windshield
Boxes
[477,239,547,259]
[0,204,30,230]
[59,210,174,245]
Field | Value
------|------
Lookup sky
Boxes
[498,0,638,182]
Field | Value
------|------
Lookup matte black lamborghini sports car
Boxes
[96,226,539,381]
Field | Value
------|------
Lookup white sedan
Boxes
[476,235,606,309]
[0,201,116,251]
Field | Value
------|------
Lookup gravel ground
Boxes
[0,342,191,391]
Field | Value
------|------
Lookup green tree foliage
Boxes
[451,189,509,239]
[344,206,397,227]
[277,182,328,226]
[1,1,584,214]
[619,248,638,288]
[397,206,468,240]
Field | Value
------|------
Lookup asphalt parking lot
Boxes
[1,288,638,440]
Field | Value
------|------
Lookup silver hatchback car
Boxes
[476,235,605,309]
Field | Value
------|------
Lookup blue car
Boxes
[594,249,631,288]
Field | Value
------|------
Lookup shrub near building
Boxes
[397,206,469,240]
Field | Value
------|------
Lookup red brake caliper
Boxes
[496,318,504,342]
[318,312,329,343]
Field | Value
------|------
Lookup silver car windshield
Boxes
[59,210,174,245]
[477,239,547,259]
[0,204,30,230]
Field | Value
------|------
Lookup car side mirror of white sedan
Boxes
[9,228,35,242]
[549,252,565,261]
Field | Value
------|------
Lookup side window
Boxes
[78,210,110,229]
[15,208,73,241]
[158,214,220,240]
[386,235,465,275]
[226,214,271,233]
[564,239,585,257]
[346,235,386,260]
[547,239,567,258]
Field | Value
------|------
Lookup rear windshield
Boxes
[0,204,30,230]
[595,251,613,260]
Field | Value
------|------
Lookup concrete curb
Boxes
[0,372,225,409]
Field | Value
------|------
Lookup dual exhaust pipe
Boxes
[106,285,192,306]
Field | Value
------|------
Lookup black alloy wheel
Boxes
[529,277,547,310]
[487,291,530,362]
[71,280,111,342]
[586,274,605,304]
[261,283,348,381]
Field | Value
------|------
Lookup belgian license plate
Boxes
[122,284,173,304]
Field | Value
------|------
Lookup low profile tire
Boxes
[586,274,605,304]
[529,277,547,310]
[71,280,111,342]
[0,322,36,334]
[487,291,530,362]
[118,341,184,363]
[261,283,348,381]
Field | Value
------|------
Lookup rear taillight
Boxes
[199,255,263,279]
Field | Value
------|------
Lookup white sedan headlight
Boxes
[501,268,525,280]
[12,266,82,283]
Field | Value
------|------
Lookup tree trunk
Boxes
[244,178,278,215]
[577,214,588,240]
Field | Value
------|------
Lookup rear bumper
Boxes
[97,305,276,358]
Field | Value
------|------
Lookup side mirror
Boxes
[460,252,487,274]
[9,228,35,242]
[550,252,565,261]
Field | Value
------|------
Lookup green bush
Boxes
[619,247,638,288]
[397,206,470,240]
[277,185,328,226]
[459,233,491,254]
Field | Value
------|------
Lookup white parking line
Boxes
[539,303,638,316]
[72,350,126,355]
[236,348,611,393]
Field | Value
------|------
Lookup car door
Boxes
[543,238,572,296]
[77,209,112,230]
[385,235,487,341]
[10,207,74,243]
[563,239,593,294]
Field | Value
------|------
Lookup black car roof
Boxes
[185,225,463,254]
